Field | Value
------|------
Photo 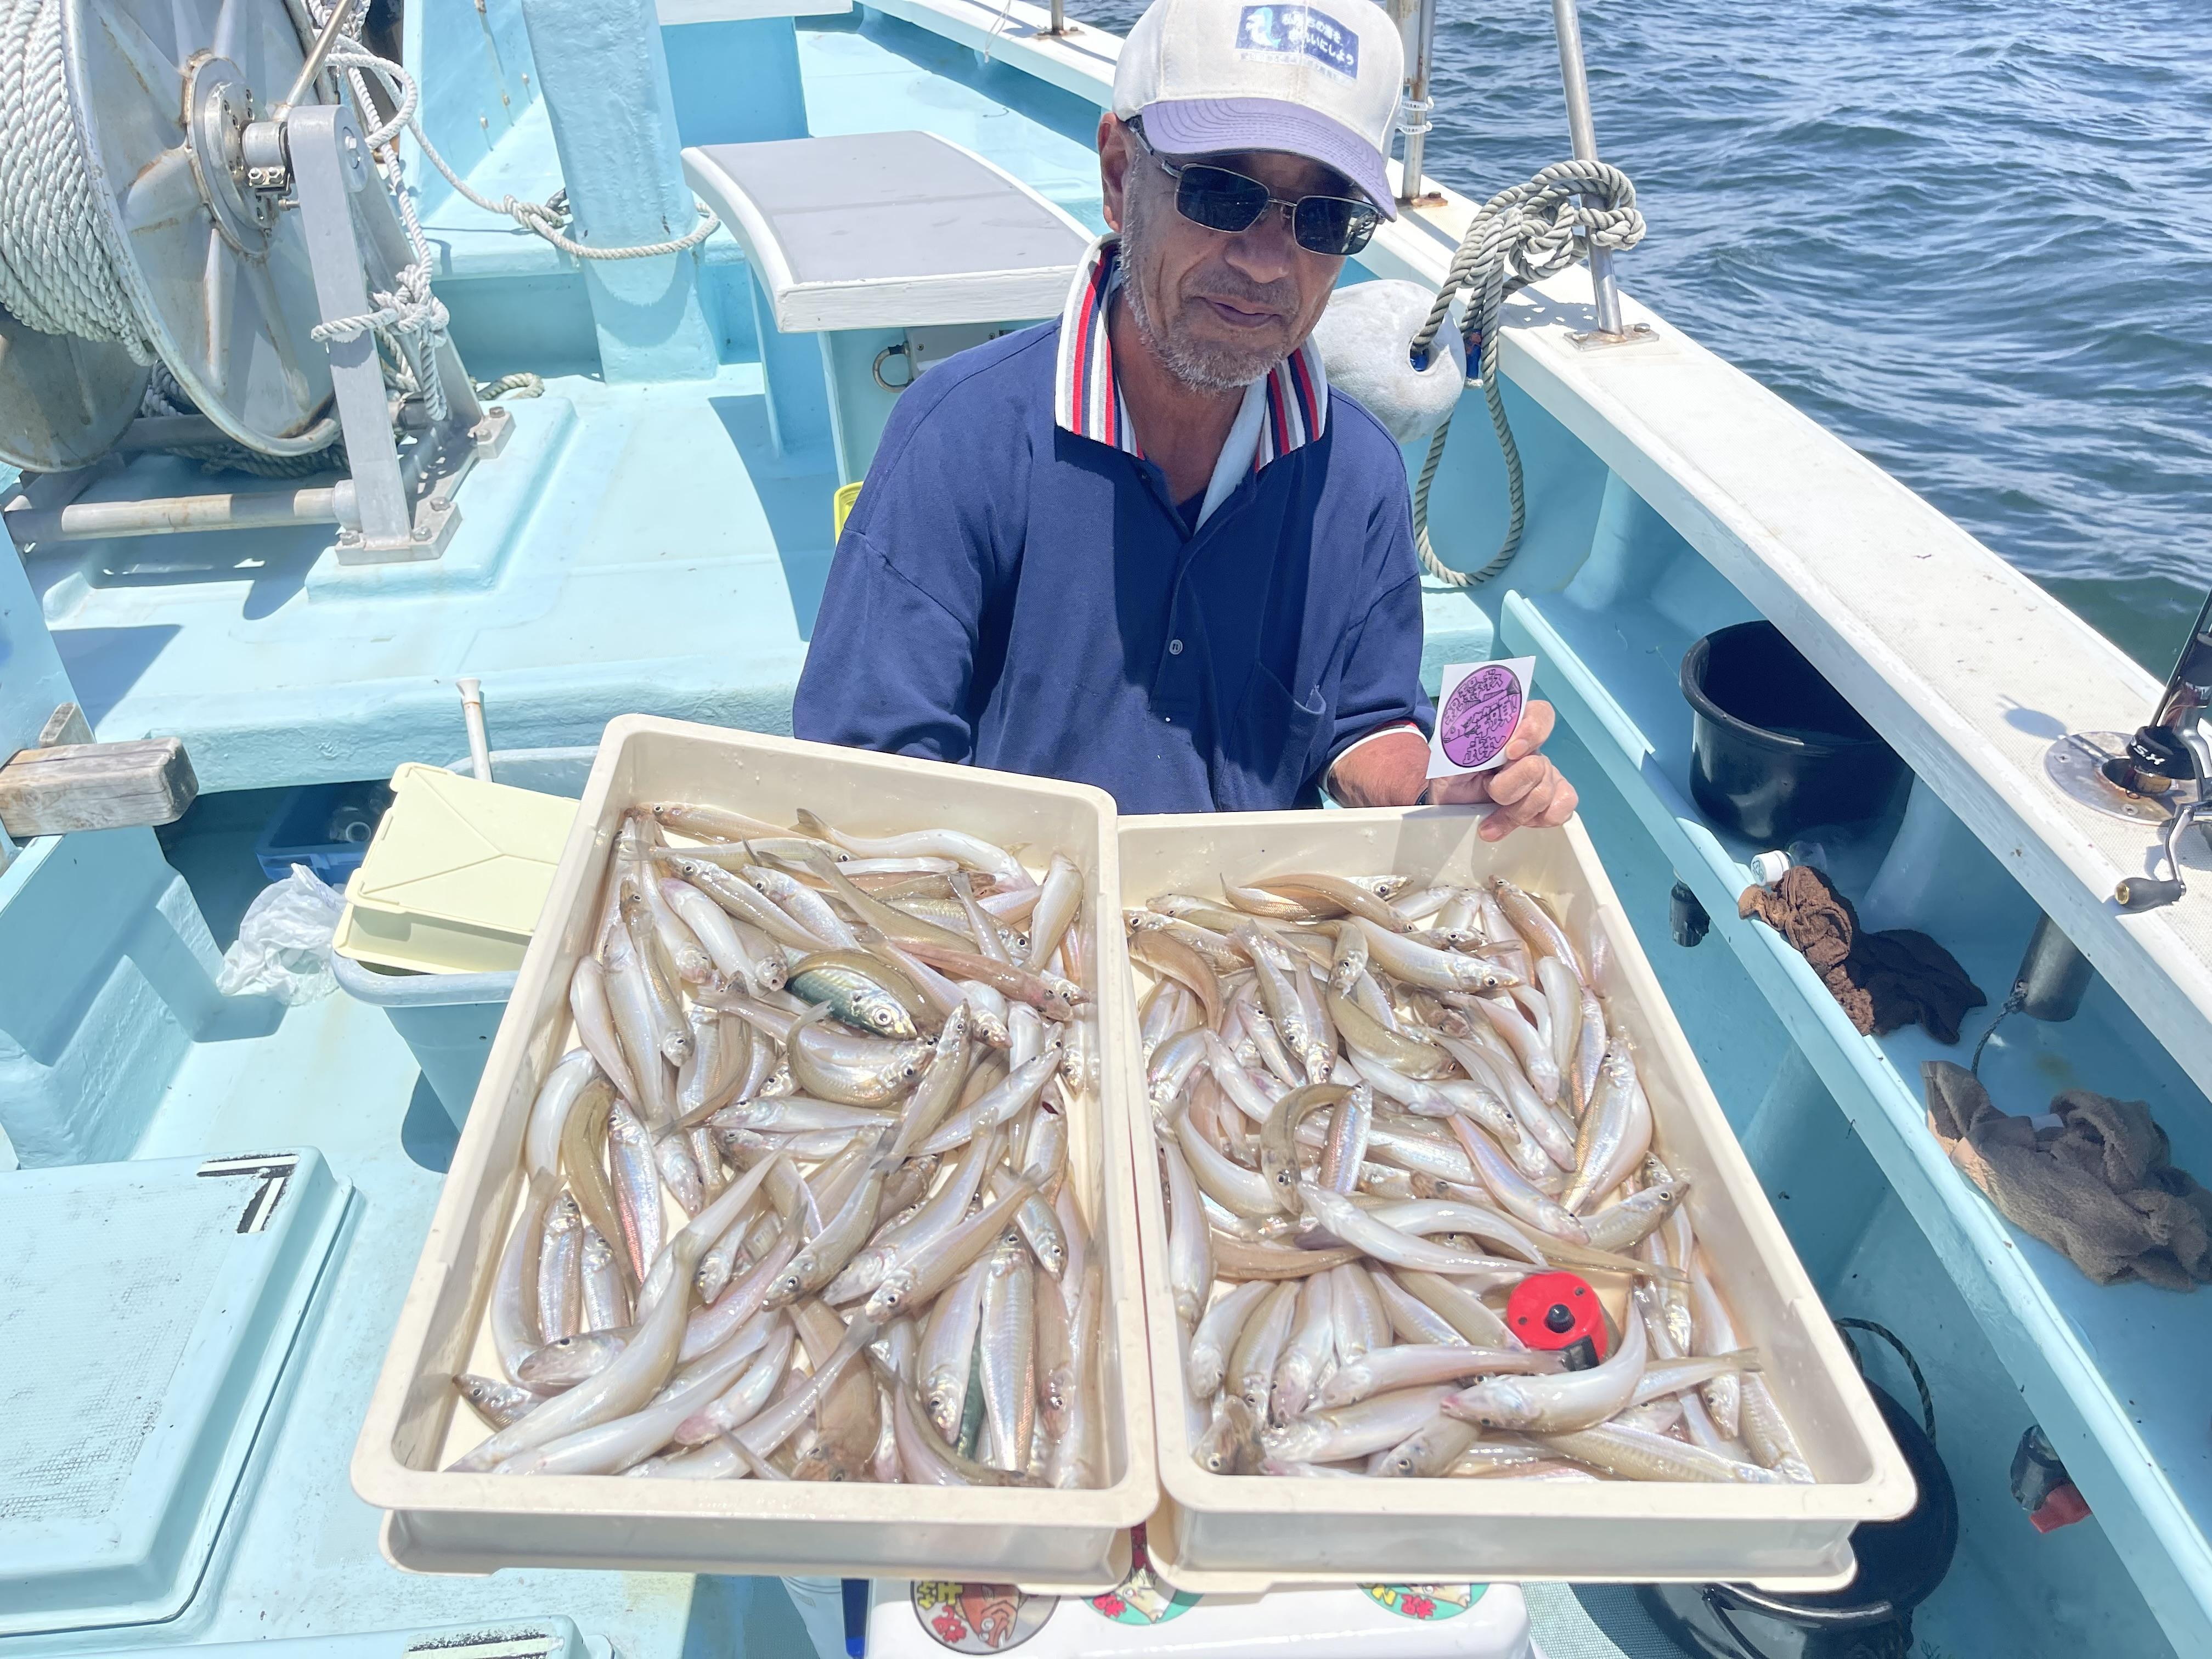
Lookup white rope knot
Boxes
[1409,159,1646,588]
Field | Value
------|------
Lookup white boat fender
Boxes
[1309,280,1468,446]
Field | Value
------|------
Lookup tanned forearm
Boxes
[1325,729,1432,808]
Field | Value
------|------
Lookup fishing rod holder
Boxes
[2044,585,2212,912]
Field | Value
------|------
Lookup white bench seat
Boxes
[681,131,1091,333]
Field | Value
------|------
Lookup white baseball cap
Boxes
[1113,0,1405,219]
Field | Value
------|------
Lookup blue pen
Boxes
[841,1577,869,1658]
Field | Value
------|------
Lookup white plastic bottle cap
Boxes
[1749,850,1791,884]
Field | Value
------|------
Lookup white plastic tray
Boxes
[353,716,1156,1587]
[1115,808,1916,1593]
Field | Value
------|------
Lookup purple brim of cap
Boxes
[1141,97,1398,221]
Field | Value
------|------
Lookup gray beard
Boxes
[1118,201,1285,396]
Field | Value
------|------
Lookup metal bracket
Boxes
[2045,730,2179,826]
[290,104,421,562]
[1569,321,1658,352]
[471,407,514,458]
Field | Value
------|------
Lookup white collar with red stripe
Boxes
[1051,235,1329,473]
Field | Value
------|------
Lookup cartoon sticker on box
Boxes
[1087,1523,1200,1626]
[910,1580,1056,1651]
[1363,1582,1487,1621]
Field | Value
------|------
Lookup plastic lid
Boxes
[332,763,575,974]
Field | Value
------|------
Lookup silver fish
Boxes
[1540,1422,1785,1485]
[976,1239,1038,1473]
[1228,1279,1300,1419]
[674,1323,795,1445]
[1159,1135,1213,1329]
[608,1099,667,1282]
[1563,1044,1654,1214]
[1369,1413,1481,1478]
[1490,878,1588,987]
[1194,1397,1263,1475]
[1187,1279,1273,1402]
[1329,1260,1392,1359]
[1320,1342,1562,1408]
[1269,1269,1336,1424]
[517,1327,631,1388]
[535,1193,584,1344]
[1049,1258,1105,1489]
[1444,1305,1648,1434]
[921,1252,992,1440]
[492,1174,556,1384]
[1259,1385,1455,1464]
[579,1227,631,1331]
[457,1372,539,1430]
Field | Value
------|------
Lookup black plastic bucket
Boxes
[1639,1382,1956,1659]
[1680,622,1909,845]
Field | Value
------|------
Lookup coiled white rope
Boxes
[0,0,155,361]
[1408,158,1644,588]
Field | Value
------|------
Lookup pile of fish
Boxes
[451,802,1107,1487]
[1131,870,1814,1485]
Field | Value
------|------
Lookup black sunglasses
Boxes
[1130,123,1379,258]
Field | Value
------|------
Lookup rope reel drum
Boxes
[0,0,499,558]
[0,309,143,472]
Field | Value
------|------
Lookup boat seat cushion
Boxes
[681,132,1092,332]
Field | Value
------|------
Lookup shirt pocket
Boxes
[1210,661,1329,811]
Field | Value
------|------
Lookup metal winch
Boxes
[0,0,504,563]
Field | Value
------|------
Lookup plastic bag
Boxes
[1308,279,1468,445]
[216,864,347,1005]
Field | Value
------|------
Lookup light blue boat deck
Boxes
[2,1,2206,1655]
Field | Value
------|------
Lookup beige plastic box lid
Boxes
[332,763,577,975]
[1115,807,1918,1595]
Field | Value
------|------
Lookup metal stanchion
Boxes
[1550,0,1624,335]
[1396,0,1437,204]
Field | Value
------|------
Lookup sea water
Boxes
[1074,0,2212,675]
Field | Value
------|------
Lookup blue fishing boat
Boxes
[1,0,2205,1653]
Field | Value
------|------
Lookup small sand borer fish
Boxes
[456,1373,540,1429]
[1443,1305,1649,1434]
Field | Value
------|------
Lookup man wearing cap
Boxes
[794,0,1574,836]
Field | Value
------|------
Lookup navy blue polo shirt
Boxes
[792,238,1432,814]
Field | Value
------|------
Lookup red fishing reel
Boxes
[1506,1272,1607,1370]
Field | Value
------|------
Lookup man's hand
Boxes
[1328,702,1578,841]
[1429,701,1578,841]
